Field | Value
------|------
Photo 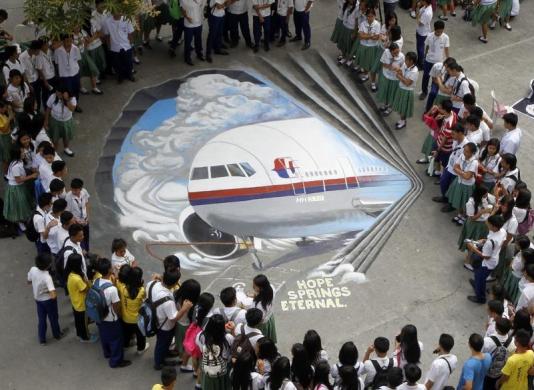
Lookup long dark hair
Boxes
[125,266,143,299]
[232,352,256,390]
[338,365,361,390]
[257,337,279,363]
[202,314,228,350]
[174,279,201,321]
[291,343,313,389]
[313,360,333,390]
[303,330,323,365]
[399,324,421,364]
[65,253,84,279]
[497,195,515,223]
[268,356,291,390]
[253,274,273,310]
[472,185,488,215]
[118,263,131,284]
[515,189,532,209]
[194,292,215,326]
[512,308,533,338]
[343,0,356,15]
[480,138,500,162]
[338,341,358,366]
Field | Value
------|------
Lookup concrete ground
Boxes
[1,0,534,389]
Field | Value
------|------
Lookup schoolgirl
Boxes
[391,51,418,130]
[330,342,364,387]
[428,57,456,113]
[257,337,280,379]
[370,13,400,86]
[44,88,76,157]
[333,365,363,390]
[0,100,14,174]
[34,39,57,109]
[495,0,513,31]
[376,43,404,116]
[465,115,484,148]
[494,153,519,197]
[355,9,381,89]
[291,343,314,390]
[471,0,498,43]
[111,238,138,272]
[174,279,201,371]
[6,69,31,114]
[337,0,358,65]
[72,25,103,95]
[478,138,501,192]
[119,266,148,353]
[331,0,347,44]
[242,274,277,343]
[492,195,518,278]
[312,361,333,390]
[446,142,479,225]
[392,324,423,370]
[3,147,37,227]
[303,329,329,367]
[438,0,455,20]
[348,1,368,70]
[266,357,298,390]
[458,185,492,253]
[17,132,36,177]
[231,352,264,390]
[513,189,532,235]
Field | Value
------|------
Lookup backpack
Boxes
[518,209,534,235]
[201,343,227,378]
[55,237,75,281]
[230,325,261,360]
[370,358,394,389]
[24,210,42,242]
[183,322,203,358]
[137,281,172,337]
[85,278,113,325]
[454,77,476,99]
[486,335,513,378]
[217,308,240,324]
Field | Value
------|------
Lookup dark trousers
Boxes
[73,308,89,340]
[154,326,176,367]
[41,77,57,110]
[169,17,185,50]
[31,79,43,111]
[483,375,499,390]
[253,16,271,48]
[383,1,398,16]
[97,320,124,367]
[439,169,456,198]
[270,12,279,41]
[36,298,61,343]
[425,82,439,112]
[421,60,435,95]
[59,73,81,100]
[184,26,203,61]
[277,14,289,42]
[293,10,311,44]
[122,320,146,351]
[416,33,426,69]
[35,240,51,255]
[228,12,252,46]
[206,14,225,56]
[81,224,90,252]
[111,48,133,81]
[474,265,491,302]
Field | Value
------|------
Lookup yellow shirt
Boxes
[118,283,146,324]
[67,273,89,311]
[501,350,534,390]
[151,385,164,390]
[0,113,10,135]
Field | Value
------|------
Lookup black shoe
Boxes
[168,48,176,58]
[418,92,427,101]
[54,327,69,340]
[143,41,153,49]
[301,42,311,50]
[185,58,194,66]
[167,350,181,357]
[469,278,475,290]
[221,43,229,50]
[128,76,136,82]
[467,295,485,304]
[214,50,229,55]
[113,360,132,368]
[206,56,213,63]
[246,41,254,48]
[431,196,447,203]
[230,41,239,48]
[197,54,205,61]
[441,204,455,212]
[74,106,82,113]
[252,45,259,53]
[277,40,286,47]
[289,36,302,42]
[264,45,270,52]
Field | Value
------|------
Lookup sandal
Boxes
[478,36,488,44]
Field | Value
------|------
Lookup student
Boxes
[382,367,404,390]
[6,69,31,113]
[72,25,103,96]
[231,352,264,390]
[313,360,333,390]
[252,0,275,52]
[485,300,504,337]
[303,329,329,366]
[148,269,193,370]
[355,9,380,89]
[393,325,423,370]
[423,334,456,390]
[499,113,522,156]
[445,142,478,224]
[290,0,313,50]
[291,343,314,390]
[3,148,37,228]
[458,94,494,132]
[55,210,74,252]
[471,0,498,43]
[334,365,363,390]
[337,0,358,66]
[86,8,107,80]
[153,366,178,390]
[376,43,404,116]
[0,100,13,174]
[205,0,228,63]
[167,0,185,58]
[216,286,247,326]
[276,0,294,46]
[362,337,396,388]
[331,341,363,387]
[435,63,467,114]
[41,160,67,193]
[456,334,492,390]
[173,279,201,368]
[514,189,532,236]
[119,266,148,354]
[415,0,432,70]
[33,192,53,255]
[61,223,87,278]
[44,89,76,157]
[465,214,507,303]
[391,51,418,130]
[233,308,265,351]
[2,45,24,84]
[181,0,206,65]
[458,186,492,252]
[481,317,512,389]
[516,264,534,311]
[35,39,57,109]
[478,138,501,192]
[494,154,520,196]
[398,364,425,390]
[239,274,277,342]
[419,21,449,101]
[465,116,483,147]
[257,337,280,378]
[227,0,253,48]
[497,329,534,390]
[508,237,532,289]
[102,13,135,83]
[493,196,518,271]
[19,41,42,110]
[437,0,455,20]
[49,179,66,201]
[426,57,456,113]
[27,253,66,345]
[44,198,67,256]
[110,237,137,272]
[54,34,82,111]
[65,178,90,250]
[266,356,297,390]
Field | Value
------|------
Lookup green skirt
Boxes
[377,74,399,106]
[337,26,354,55]
[201,371,230,390]
[421,133,434,156]
[87,46,107,74]
[370,47,384,74]
[48,117,74,142]
[471,3,497,25]
[155,3,171,25]
[79,51,99,78]
[349,37,361,58]
[0,132,12,162]
[446,179,474,211]
[391,88,415,118]
[458,220,489,250]
[257,315,277,343]
[175,322,189,355]
[3,183,34,222]
[330,18,344,44]
[355,45,379,71]
[434,94,451,107]
[498,0,512,17]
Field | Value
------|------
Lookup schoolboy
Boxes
[424,334,457,390]
[484,300,503,337]
[232,308,264,349]
[33,192,53,254]
[44,198,68,256]
[499,113,522,156]
[420,20,449,101]
[65,178,90,251]
[216,286,247,327]
[153,366,178,390]
[497,329,534,390]
[457,334,492,390]
[56,210,74,251]
[362,336,397,388]
[398,364,425,390]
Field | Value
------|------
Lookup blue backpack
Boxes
[137,282,171,337]
[86,279,113,324]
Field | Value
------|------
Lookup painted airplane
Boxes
[180,118,411,261]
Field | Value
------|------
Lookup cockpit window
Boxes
[191,167,209,180]
[239,162,256,177]
[211,165,229,178]
[227,164,246,177]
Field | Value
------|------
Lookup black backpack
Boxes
[230,325,261,360]
[24,210,43,242]
[370,358,394,389]
[55,237,75,280]
[137,282,172,337]
[454,77,476,99]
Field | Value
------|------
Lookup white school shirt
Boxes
[209,0,227,17]
[424,33,450,64]
[94,279,121,322]
[62,238,87,274]
[397,383,426,390]
[446,138,468,175]
[500,128,522,155]
[336,0,344,18]
[362,357,397,386]
[182,0,206,28]
[2,59,25,85]
[502,215,518,236]
[294,0,311,12]
[277,0,294,16]
[87,16,104,51]
[235,323,264,348]
[398,64,418,91]
[215,306,247,325]
[481,0,497,4]
[517,283,534,311]
[111,249,136,270]
[466,129,483,146]
[44,212,61,253]
[53,45,81,77]
[381,50,405,81]
[482,333,511,355]
[35,129,52,147]
[102,17,134,52]
[65,189,90,221]
[499,168,520,193]
[35,50,56,81]
[358,20,381,47]
[268,381,298,390]
[46,94,76,122]
[252,0,275,17]
[424,354,457,390]
[146,281,178,331]
[6,161,26,186]
[56,226,69,252]
[451,73,471,109]
[91,10,110,42]
[27,266,56,301]
[19,50,38,83]
[6,83,31,113]
[416,5,433,36]
[229,0,249,14]
[33,206,47,243]
[480,153,500,183]
[439,71,455,98]
[482,228,507,269]
[466,197,492,222]
[342,6,358,30]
